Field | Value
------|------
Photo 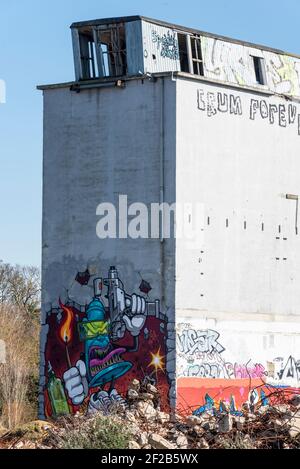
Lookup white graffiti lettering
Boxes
[178,329,225,355]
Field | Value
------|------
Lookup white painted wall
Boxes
[175,77,300,383]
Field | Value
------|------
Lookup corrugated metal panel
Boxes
[201,36,257,87]
[126,20,145,75]
[201,35,300,97]
[263,51,300,97]
[141,20,181,74]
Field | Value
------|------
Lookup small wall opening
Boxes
[178,33,189,73]
[191,35,204,76]
[252,56,266,85]
[77,23,127,79]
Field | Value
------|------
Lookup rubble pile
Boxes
[123,381,300,450]
[0,381,300,449]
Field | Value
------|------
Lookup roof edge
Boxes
[37,73,300,103]
[70,15,300,60]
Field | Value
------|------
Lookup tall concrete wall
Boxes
[40,77,176,418]
[176,77,300,414]
[40,71,300,419]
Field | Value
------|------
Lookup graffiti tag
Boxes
[178,329,225,355]
[152,30,179,61]
[197,88,300,135]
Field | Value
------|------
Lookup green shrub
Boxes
[57,415,132,449]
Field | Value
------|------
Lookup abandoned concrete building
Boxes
[38,16,300,419]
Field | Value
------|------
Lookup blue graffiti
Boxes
[152,30,179,61]
[193,390,268,417]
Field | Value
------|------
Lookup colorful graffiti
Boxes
[44,266,170,418]
[151,29,179,61]
[177,377,299,416]
[177,327,267,380]
[177,325,300,415]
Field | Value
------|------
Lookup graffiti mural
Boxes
[151,29,179,61]
[177,324,300,415]
[43,266,170,418]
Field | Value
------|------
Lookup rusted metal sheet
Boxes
[141,20,181,74]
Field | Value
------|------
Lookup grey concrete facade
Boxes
[40,77,176,418]
[40,16,300,418]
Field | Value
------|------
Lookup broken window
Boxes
[252,56,266,85]
[178,33,204,76]
[190,35,204,76]
[93,25,127,77]
[78,24,127,79]
[178,33,190,73]
[79,34,98,79]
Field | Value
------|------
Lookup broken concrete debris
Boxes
[1,379,300,449]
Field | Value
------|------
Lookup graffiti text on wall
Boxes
[267,356,300,383]
[201,36,300,96]
[177,326,299,386]
[177,328,267,380]
[197,88,300,135]
[178,328,225,355]
[152,30,179,61]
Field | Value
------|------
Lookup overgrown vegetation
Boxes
[0,261,40,430]
[49,415,132,450]
[220,433,256,449]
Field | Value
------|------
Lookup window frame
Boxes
[252,55,267,86]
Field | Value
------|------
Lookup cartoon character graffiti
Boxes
[45,266,168,416]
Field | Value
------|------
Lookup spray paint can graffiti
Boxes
[47,362,70,417]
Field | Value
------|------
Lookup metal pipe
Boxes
[286,194,299,234]
[296,198,299,235]
[70,80,125,92]
[159,77,165,305]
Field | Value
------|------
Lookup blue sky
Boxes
[0,0,299,267]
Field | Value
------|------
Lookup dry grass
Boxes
[0,304,39,430]
[46,414,132,449]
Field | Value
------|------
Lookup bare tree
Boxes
[0,262,12,304]
[0,303,39,429]
[0,261,40,315]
